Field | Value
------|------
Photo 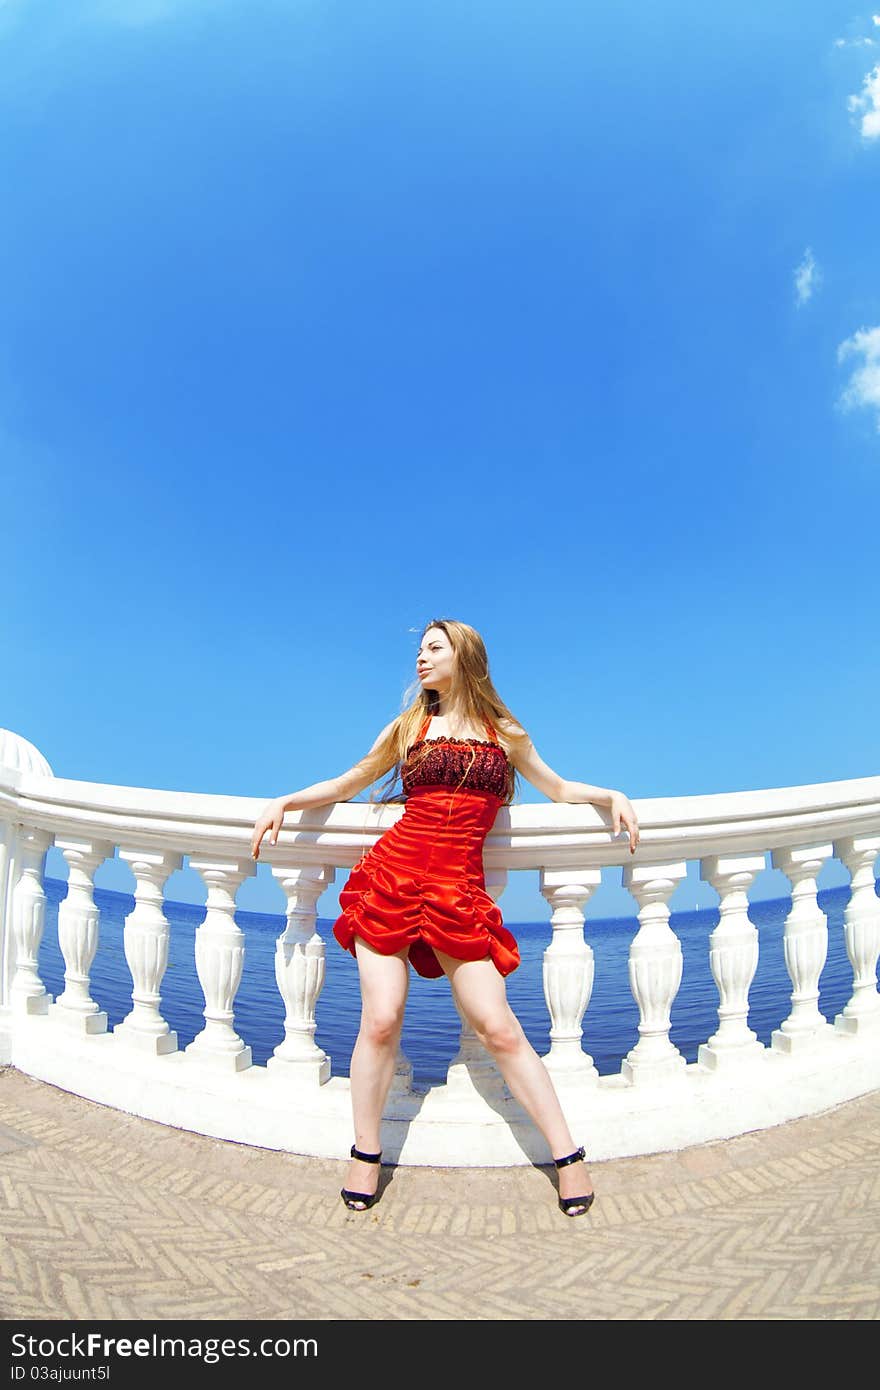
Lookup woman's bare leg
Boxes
[434,949,594,1213]
[344,936,411,1207]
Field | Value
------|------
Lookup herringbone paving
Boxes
[0,1066,878,1320]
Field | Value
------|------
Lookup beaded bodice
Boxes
[401,718,511,801]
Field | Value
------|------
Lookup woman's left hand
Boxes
[609,791,639,854]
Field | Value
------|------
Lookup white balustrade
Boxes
[833,835,880,1036]
[539,868,601,1083]
[698,853,765,1070]
[185,856,254,1071]
[1,723,879,1165]
[10,828,53,1016]
[621,862,688,1085]
[114,847,182,1054]
[771,844,834,1053]
[268,865,332,1084]
[0,820,14,1008]
[51,838,111,1034]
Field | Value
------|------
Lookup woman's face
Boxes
[416,626,455,694]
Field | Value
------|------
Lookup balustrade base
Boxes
[620,1052,687,1087]
[697,1039,766,1071]
[771,1022,836,1054]
[184,1040,253,1072]
[542,1056,600,1088]
[444,1059,509,1104]
[6,1008,880,1167]
[11,993,53,1017]
[266,1053,331,1085]
[113,1023,179,1057]
[834,1010,880,1037]
[49,1003,107,1035]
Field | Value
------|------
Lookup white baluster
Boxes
[698,854,766,1070]
[388,1045,414,1096]
[445,869,508,1099]
[114,848,182,1054]
[185,856,254,1071]
[539,868,601,1084]
[832,835,880,1036]
[0,819,15,1011]
[771,843,834,1052]
[10,828,53,1016]
[50,838,111,1033]
[621,862,688,1085]
[267,865,332,1084]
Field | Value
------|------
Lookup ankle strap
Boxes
[554,1145,586,1169]
[350,1145,382,1163]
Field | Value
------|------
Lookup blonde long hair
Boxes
[357,618,529,805]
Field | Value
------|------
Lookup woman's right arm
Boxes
[250,720,399,860]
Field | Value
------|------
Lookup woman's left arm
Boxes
[503,724,640,854]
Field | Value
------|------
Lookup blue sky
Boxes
[2,1,878,921]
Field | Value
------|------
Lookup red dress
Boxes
[332,716,521,979]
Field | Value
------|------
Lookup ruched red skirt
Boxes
[332,786,520,979]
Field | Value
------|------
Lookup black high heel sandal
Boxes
[340,1145,383,1211]
[554,1145,594,1217]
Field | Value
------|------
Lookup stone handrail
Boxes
[1,729,878,1165]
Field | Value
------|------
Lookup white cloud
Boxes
[838,326,880,432]
[848,63,880,137]
[794,249,820,307]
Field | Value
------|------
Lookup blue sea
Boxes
[37,878,875,1089]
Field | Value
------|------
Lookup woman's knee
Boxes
[472,1008,523,1056]
[359,1004,405,1048]
[354,938,409,1046]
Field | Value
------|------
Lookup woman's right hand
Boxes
[251,797,287,860]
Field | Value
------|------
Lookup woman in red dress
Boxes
[251,619,639,1217]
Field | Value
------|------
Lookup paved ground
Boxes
[0,1066,878,1321]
